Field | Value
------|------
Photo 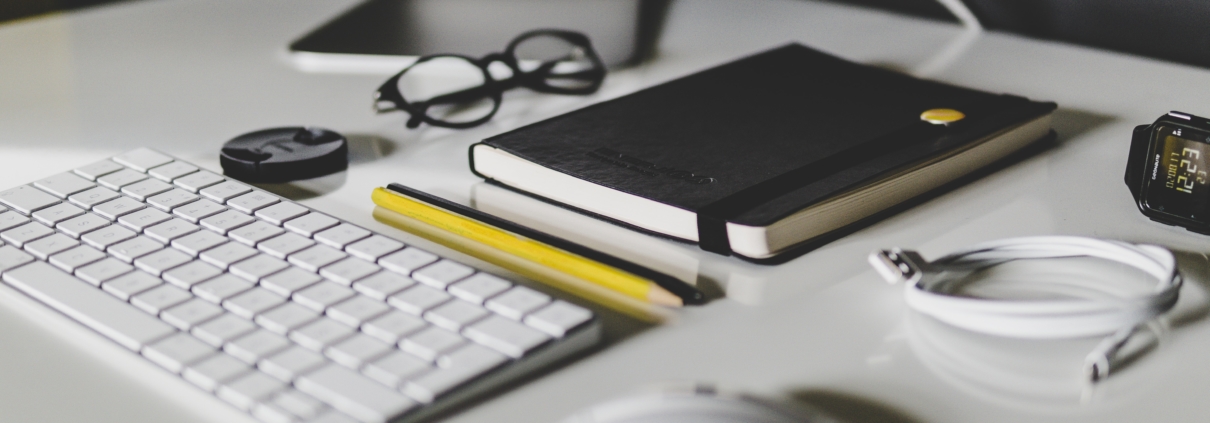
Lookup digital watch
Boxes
[1125,111,1210,233]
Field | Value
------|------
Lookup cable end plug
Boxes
[869,248,927,285]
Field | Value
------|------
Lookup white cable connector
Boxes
[870,236,1182,382]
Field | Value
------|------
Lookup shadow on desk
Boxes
[789,389,923,423]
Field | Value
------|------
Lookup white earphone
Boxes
[870,236,1181,382]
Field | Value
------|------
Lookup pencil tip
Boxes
[648,286,684,307]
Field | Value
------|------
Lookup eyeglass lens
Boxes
[395,57,497,125]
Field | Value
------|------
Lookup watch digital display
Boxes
[1144,125,1210,221]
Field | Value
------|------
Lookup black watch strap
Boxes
[1125,124,1152,198]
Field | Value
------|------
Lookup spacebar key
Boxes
[297,364,417,423]
[3,261,176,350]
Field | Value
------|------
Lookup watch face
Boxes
[1143,124,1210,222]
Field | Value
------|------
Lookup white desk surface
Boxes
[4,1,1210,422]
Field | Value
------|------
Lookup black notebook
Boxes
[469,43,1056,261]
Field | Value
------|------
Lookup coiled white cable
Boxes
[869,236,1182,382]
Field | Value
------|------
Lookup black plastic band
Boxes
[694,121,940,255]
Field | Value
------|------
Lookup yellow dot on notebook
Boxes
[920,108,965,125]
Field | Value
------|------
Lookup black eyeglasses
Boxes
[373,29,607,129]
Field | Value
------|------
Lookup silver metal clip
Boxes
[868,248,930,285]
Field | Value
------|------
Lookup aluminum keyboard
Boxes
[0,148,598,423]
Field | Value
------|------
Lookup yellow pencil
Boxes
[371,187,683,307]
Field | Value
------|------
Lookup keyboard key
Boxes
[387,285,450,315]
[92,196,145,220]
[326,333,392,369]
[131,283,192,314]
[255,302,319,335]
[290,318,355,351]
[0,245,35,273]
[296,364,417,423]
[400,326,464,362]
[162,298,224,330]
[143,332,214,373]
[3,262,175,350]
[464,315,550,358]
[145,218,200,243]
[294,282,356,312]
[265,390,327,421]
[424,300,489,332]
[174,170,225,192]
[171,230,227,256]
[283,212,339,237]
[352,272,415,301]
[363,351,430,388]
[346,235,404,261]
[101,271,163,300]
[118,208,173,232]
[447,273,511,304]
[259,346,325,382]
[412,260,474,289]
[32,202,85,226]
[76,258,134,286]
[201,210,255,234]
[525,300,593,337]
[230,254,289,282]
[226,329,292,364]
[134,248,192,276]
[163,260,222,288]
[193,313,257,347]
[121,179,173,201]
[74,160,125,180]
[68,186,121,208]
[288,244,347,272]
[147,188,199,211]
[224,288,287,319]
[362,310,426,344]
[97,169,149,190]
[327,296,390,327]
[313,405,377,423]
[148,161,198,181]
[25,233,80,259]
[48,245,106,272]
[484,285,550,320]
[320,257,381,285]
[261,267,322,296]
[184,353,251,392]
[2,222,54,247]
[56,212,110,238]
[200,242,258,269]
[0,211,30,232]
[193,274,254,303]
[255,202,309,225]
[34,172,96,198]
[0,185,60,215]
[228,191,279,213]
[82,224,137,249]
[229,221,285,246]
[314,224,371,249]
[113,148,173,172]
[107,235,164,262]
[217,371,287,411]
[201,181,253,203]
[258,233,315,259]
[404,344,507,403]
[173,198,226,223]
[379,248,437,275]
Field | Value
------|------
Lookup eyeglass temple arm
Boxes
[373,74,406,114]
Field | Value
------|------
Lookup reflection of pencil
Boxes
[371,185,687,307]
